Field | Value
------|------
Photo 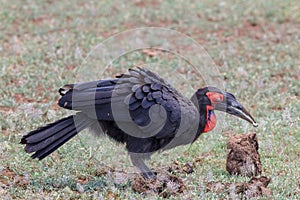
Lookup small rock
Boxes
[76,183,84,193]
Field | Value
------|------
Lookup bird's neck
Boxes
[191,95,217,141]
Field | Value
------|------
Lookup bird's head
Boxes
[192,86,258,133]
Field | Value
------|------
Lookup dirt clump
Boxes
[131,173,186,198]
[226,133,262,177]
[244,176,272,198]
[206,176,272,199]
[167,160,194,174]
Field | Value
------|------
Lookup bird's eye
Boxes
[213,94,223,103]
[206,92,224,105]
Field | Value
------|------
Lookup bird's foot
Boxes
[141,171,157,180]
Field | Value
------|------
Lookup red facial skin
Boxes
[203,92,224,133]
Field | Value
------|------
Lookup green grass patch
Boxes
[1,0,299,199]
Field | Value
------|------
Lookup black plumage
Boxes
[21,67,258,179]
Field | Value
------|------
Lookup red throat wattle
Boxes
[203,92,223,133]
[203,105,217,133]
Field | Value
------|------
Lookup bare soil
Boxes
[131,173,186,198]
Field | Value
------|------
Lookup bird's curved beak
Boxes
[215,92,258,127]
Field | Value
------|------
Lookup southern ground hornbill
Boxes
[21,67,258,179]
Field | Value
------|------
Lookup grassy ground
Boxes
[0,0,299,199]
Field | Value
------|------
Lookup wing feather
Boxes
[57,68,197,140]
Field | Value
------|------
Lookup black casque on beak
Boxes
[215,92,258,127]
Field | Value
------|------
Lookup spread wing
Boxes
[58,68,198,139]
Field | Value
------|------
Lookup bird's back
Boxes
[58,68,200,153]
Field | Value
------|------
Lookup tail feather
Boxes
[21,116,74,144]
[25,121,76,153]
[21,113,95,160]
[24,117,86,153]
[31,127,79,160]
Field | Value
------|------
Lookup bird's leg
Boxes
[130,153,157,180]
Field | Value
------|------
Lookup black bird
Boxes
[21,68,258,179]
